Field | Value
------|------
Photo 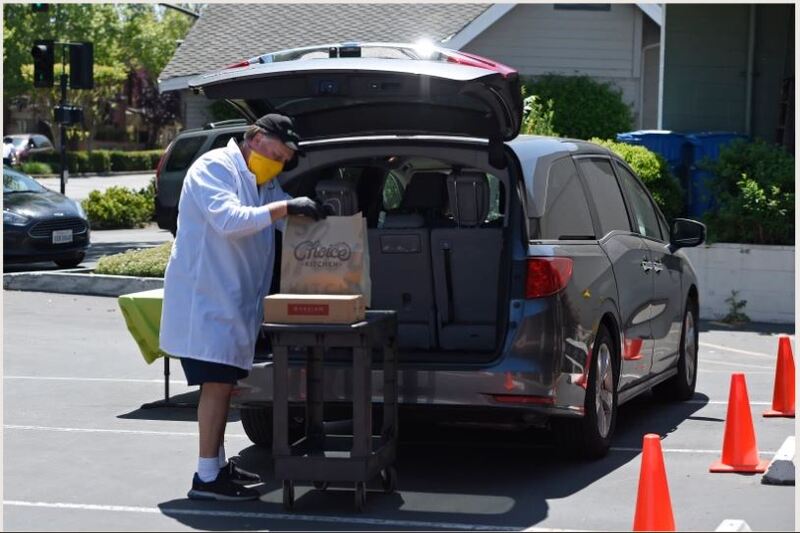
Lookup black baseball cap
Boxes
[253,113,304,155]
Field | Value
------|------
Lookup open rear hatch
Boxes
[188,43,523,144]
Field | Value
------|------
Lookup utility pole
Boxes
[58,45,68,194]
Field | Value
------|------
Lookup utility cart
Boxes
[263,310,398,512]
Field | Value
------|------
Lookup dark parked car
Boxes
[159,42,706,458]
[3,134,55,166]
[3,165,90,268]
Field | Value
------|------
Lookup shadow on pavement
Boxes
[156,392,708,531]
[116,390,245,423]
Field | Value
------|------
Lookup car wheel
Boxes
[653,302,698,401]
[239,406,304,448]
[54,253,85,269]
[552,324,618,460]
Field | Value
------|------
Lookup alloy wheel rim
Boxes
[684,311,696,387]
[595,344,614,438]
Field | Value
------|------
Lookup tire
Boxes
[240,407,274,448]
[240,407,305,448]
[552,324,618,460]
[653,302,698,401]
[54,253,85,269]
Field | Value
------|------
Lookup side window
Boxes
[577,158,631,236]
[209,133,242,150]
[486,174,504,222]
[539,158,595,239]
[615,164,663,241]
[165,136,206,172]
[382,171,403,210]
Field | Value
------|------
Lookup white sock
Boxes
[218,443,227,468]
[197,456,220,483]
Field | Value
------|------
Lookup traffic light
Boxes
[69,42,93,89]
[31,40,55,88]
[31,3,49,13]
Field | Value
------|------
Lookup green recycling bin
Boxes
[118,288,166,364]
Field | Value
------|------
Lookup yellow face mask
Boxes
[246,149,284,185]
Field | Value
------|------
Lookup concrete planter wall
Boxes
[681,243,795,324]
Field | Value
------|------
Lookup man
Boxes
[159,113,327,501]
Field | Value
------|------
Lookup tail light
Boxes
[224,60,251,69]
[444,50,518,77]
[154,140,175,195]
[525,257,574,298]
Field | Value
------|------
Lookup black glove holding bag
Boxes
[286,197,328,221]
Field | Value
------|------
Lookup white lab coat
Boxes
[159,138,291,370]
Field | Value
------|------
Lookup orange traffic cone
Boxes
[709,373,769,473]
[763,336,795,418]
[633,434,675,532]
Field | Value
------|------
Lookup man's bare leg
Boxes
[198,382,234,459]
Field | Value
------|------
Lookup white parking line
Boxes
[3,500,532,531]
[700,342,779,359]
[700,359,774,370]
[4,375,188,385]
[686,400,771,405]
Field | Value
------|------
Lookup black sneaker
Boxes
[222,459,262,484]
[187,469,260,501]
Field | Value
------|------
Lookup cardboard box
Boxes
[264,294,365,324]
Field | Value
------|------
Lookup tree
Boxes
[4,4,196,145]
[139,80,181,148]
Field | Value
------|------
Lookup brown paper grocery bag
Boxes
[280,212,371,306]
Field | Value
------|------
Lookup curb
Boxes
[29,171,155,180]
[3,270,163,297]
[715,520,752,532]
[762,436,795,486]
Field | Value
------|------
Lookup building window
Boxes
[554,4,611,11]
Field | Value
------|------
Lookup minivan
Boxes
[159,42,706,458]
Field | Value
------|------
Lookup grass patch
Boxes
[95,241,172,277]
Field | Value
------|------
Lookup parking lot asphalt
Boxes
[3,291,795,531]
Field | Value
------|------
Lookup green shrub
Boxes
[591,138,685,221]
[81,186,154,229]
[29,149,162,173]
[110,150,162,172]
[525,75,633,140]
[702,139,794,245]
[95,241,172,278]
[20,161,53,174]
[89,150,112,173]
[520,87,558,136]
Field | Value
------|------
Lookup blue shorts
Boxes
[179,357,249,386]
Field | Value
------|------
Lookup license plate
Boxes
[52,229,73,244]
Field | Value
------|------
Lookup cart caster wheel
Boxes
[354,481,367,512]
[282,480,295,511]
[380,466,397,494]
[313,481,329,490]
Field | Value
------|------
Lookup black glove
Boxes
[286,197,328,221]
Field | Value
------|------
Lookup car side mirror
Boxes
[669,218,706,251]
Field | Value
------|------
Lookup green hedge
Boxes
[20,161,53,174]
[701,139,794,245]
[29,149,163,174]
[524,75,633,140]
[81,186,154,229]
[95,241,172,278]
[591,138,685,221]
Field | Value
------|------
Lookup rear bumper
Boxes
[233,361,584,420]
